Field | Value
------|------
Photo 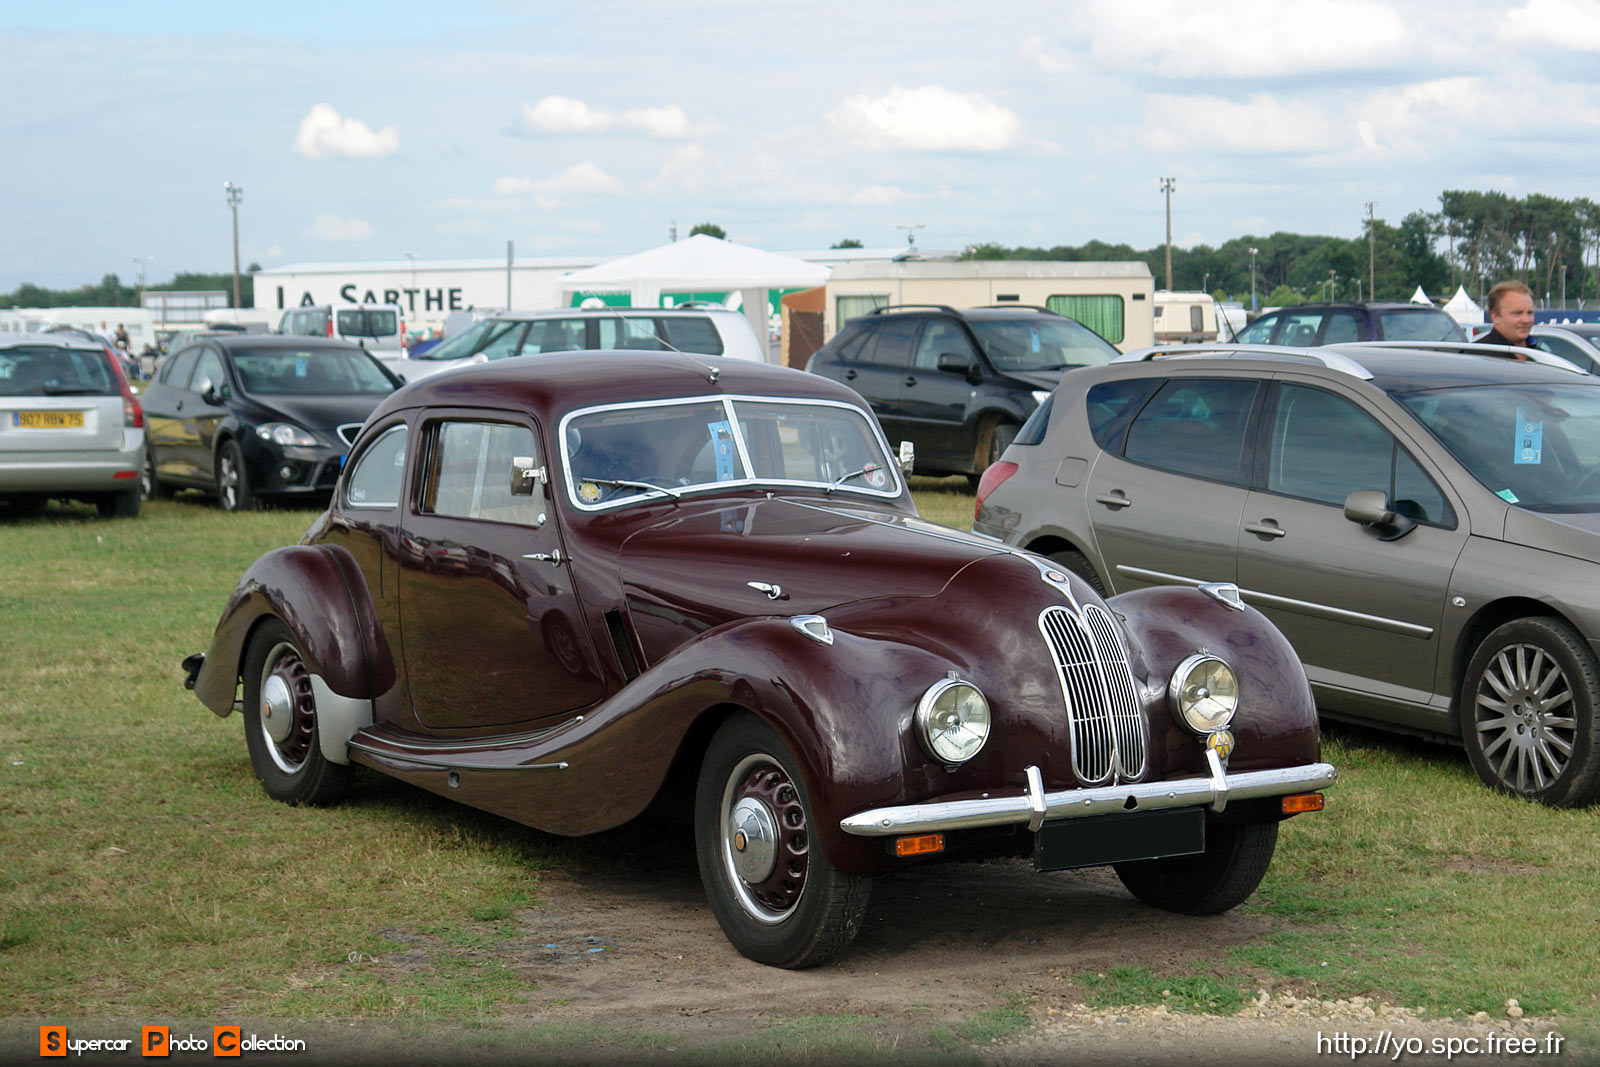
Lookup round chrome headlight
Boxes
[1169,654,1239,733]
[916,678,991,764]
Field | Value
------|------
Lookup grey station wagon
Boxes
[974,342,1600,806]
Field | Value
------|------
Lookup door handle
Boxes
[843,369,857,381]
[903,375,918,387]
[522,550,566,564]
[1245,521,1287,539]
[1094,491,1131,510]
[175,400,184,411]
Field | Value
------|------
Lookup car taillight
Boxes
[974,461,1018,519]
[106,351,144,428]
[326,319,334,337]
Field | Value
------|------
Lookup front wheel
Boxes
[1461,617,1600,807]
[216,439,255,512]
[242,619,351,806]
[695,716,871,968]
[1114,820,1278,915]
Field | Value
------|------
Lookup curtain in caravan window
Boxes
[836,294,888,327]
[1046,295,1125,344]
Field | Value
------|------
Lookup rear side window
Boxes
[1321,311,1362,344]
[1378,310,1461,342]
[831,324,878,363]
[344,425,408,509]
[1014,392,1054,446]
[863,317,918,367]
[660,316,725,356]
[1123,378,1260,484]
[598,317,669,351]
[0,345,115,397]
[1085,379,1161,452]
[520,319,583,354]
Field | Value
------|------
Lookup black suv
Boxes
[806,305,1118,477]
[1234,302,1463,346]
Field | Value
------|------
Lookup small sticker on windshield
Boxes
[1514,406,1542,464]
[708,420,735,481]
[294,356,307,378]
[1497,488,1520,503]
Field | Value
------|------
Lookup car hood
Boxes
[617,496,1007,664]
[244,393,387,441]
[1504,507,1600,563]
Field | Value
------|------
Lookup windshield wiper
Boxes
[578,475,683,501]
[826,463,884,493]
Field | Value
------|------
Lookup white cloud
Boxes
[1142,93,1341,154]
[494,163,621,198]
[829,86,1021,151]
[514,95,695,138]
[1505,0,1600,50]
[1081,0,1409,76]
[264,245,283,258]
[294,104,399,159]
[307,214,374,241]
[1356,75,1600,149]
[655,144,722,193]
[851,185,909,205]
[1020,34,1076,73]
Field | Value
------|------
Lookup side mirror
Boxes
[897,440,915,474]
[1344,489,1416,540]
[510,456,546,496]
[197,376,227,404]
[935,352,971,375]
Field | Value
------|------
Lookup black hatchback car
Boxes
[806,305,1118,477]
[1234,302,1464,346]
[141,335,399,510]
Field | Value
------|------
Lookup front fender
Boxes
[191,543,394,716]
[1107,585,1320,772]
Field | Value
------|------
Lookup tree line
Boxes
[0,268,256,311]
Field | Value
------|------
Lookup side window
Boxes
[1123,378,1260,484]
[422,421,543,525]
[1321,312,1361,344]
[344,425,408,509]
[863,317,918,367]
[1190,305,1204,333]
[162,349,198,386]
[1394,447,1454,526]
[189,349,225,393]
[833,324,879,363]
[912,320,974,370]
[598,317,668,351]
[660,316,725,356]
[1085,378,1161,452]
[474,320,527,359]
[1535,335,1597,374]
[1235,313,1278,345]
[521,318,584,354]
[1277,311,1324,347]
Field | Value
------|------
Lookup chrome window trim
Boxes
[341,423,409,511]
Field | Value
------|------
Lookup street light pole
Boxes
[1249,247,1258,312]
[1160,178,1176,290]
[133,256,153,305]
[404,251,418,313]
[223,182,243,308]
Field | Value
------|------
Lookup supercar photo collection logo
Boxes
[38,1026,305,1058]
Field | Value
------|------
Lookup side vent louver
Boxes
[605,610,641,682]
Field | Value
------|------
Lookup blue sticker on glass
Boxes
[294,356,307,378]
[1497,488,1520,503]
[1514,406,1542,465]
[708,420,735,481]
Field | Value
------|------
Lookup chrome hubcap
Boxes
[259,642,316,774]
[1475,643,1578,793]
[219,454,238,508]
[719,753,808,923]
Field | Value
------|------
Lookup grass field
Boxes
[3,489,1599,1061]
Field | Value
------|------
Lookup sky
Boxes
[4,0,1600,292]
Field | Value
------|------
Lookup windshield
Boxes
[562,396,897,508]
[968,317,1118,372]
[414,318,528,362]
[232,347,397,396]
[1380,310,1463,342]
[1398,382,1600,512]
[0,345,115,397]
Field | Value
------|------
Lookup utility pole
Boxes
[1160,178,1176,290]
[223,182,243,308]
[133,256,153,306]
[1249,247,1259,312]
[1366,202,1376,300]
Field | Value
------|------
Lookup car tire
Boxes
[142,443,173,500]
[1461,616,1600,807]
[216,439,255,512]
[96,487,142,519]
[1113,820,1277,915]
[242,619,352,806]
[1047,548,1107,597]
[695,714,871,968]
[977,419,1019,474]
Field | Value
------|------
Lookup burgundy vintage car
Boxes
[185,351,1335,968]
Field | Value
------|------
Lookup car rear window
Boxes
[1378,310,1461,342]
[336,309,398,337]
[0,345,116,397]
[660,316,725,356]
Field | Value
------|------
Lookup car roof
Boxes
[205,334,368,353]
[857,304,1063,323]
[0,332,107,352]
[482,307,744,322]
[1110,342,1593,393]
[1267,302,1447,313]
[370,350,870,424]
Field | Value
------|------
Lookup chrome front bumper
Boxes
[840,761,1337,837]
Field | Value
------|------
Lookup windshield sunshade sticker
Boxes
[709,420,736,481]
[1515,406,1543,465]
[1497,488,1520,503]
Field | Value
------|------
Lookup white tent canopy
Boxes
[1443,284,1484,325]
[558,235,830,360]
[1410,285,1432,305]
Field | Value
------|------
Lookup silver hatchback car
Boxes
[0,333,145,518]
[974,342,1600,806]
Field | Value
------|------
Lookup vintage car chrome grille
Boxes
[1038,604,1146,785]
[337,423,363,447]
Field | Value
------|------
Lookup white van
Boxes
[277,303,407,354]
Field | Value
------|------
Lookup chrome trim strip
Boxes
[1114,567,1434,639]
[346,738,570,772]
[1024,766,1047,832]
[359,715,585,751]
[1204,746,1230,813]
[839,762,1337,836]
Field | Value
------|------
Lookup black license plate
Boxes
[1033,807,1205,872]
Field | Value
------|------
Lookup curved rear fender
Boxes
[192,543,394,715]
[1108,585,1320,767]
